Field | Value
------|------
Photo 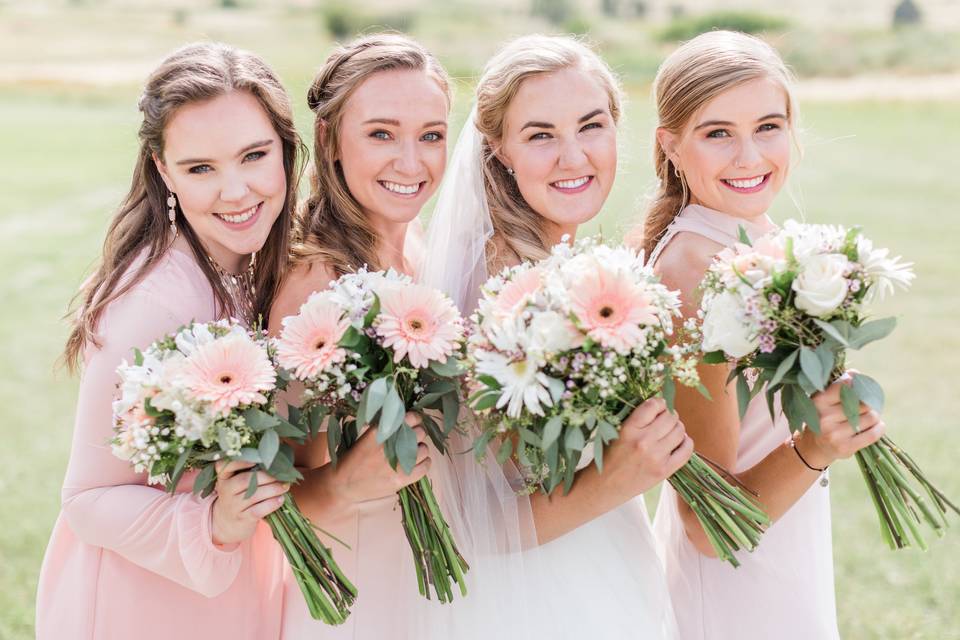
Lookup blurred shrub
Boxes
[893,0,922,28]
[532,0,575,25]
[564,16,591,35]
[320,3,417,39]
[658,10,789,41]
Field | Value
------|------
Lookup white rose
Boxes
[527,310,582,355]
[701,291,759,358]
[792,253,849,317]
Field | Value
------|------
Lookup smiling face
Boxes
[336,68,449,228]
[497,66,618,239]
[154,90,286,272]
[659,76,791,220]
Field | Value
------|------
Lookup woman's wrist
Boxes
[792,430,833,471]
[297,464,356,521]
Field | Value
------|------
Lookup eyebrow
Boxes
[520,108,606,132]
[362,118,447,128]
[694,113,787,131]
[175,139,274,166]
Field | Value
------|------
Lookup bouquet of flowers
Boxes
[276,268,469,603]
[111,320,357,624]
[466,237,770,566]
[698,220,959,549]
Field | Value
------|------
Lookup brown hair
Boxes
[635,30,798,256]
[294,33,451,276]
[63,42,305,371]
[475,34,623,269]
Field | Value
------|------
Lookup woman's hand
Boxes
[327,412,432,505]
[600,397,694,501]
[797,372,886,469]
[211,461,290,546]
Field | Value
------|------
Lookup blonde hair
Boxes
[63,42,305,371]
[295,33,451,275]
[475,34,623,269]
[636,30,798,256]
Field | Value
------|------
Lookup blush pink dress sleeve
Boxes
[36,248,285,640]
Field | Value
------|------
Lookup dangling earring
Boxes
[167,192,178,235]
[673,164,681,178]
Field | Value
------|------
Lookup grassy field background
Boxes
[1,2,958,638]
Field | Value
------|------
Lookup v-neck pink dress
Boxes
[650,204,839,640]
[36,247,285,639]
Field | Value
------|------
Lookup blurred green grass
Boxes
[2,3,959,639]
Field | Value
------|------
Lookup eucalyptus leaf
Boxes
[702,351,727,365]
[363,293,381,327]
[377,382,406,442]
[564,425,585,451]
[327,414,342,467]
[799,347,827,392]
[848,317,897,350]
[812,319,850,347]
[429,355,465,377]
[770,349,800,387]
[496,437,513,465]
[737,224,752,246]
[784,384,821,433]
[258,429,280,468]
[852,373,885,412]
[395,424,419,474]
[244,470,259,499]
[192,464,217,497]
[662,376,677,413]
[363,377,389,425]
[736,374,751,420]
[441,392,459,433]
[546,377,566,404]
[238,447,261,464]
[473,391,501,412]
[541,415,564,451]
[243,408,280,432]
[593,434,604,472]
[839,383,861,431]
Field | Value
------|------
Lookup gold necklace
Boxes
[206,252,257,327]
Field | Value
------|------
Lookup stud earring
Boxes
[167,192,178,234]
[506,167,515,176]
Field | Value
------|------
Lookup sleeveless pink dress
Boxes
[650,204,839,640]
[36,247,285,639]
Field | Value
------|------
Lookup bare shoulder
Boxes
[655,232,726,314]
[268,258,337,334]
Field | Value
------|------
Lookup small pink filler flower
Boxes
[568,267,658,352]
[376,284,464,369]
[178,333,276,415]
[276,294,350,379]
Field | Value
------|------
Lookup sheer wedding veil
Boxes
[420,105,493,314]
[411,105,542,636]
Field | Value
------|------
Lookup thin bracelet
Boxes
[789,435,828,473]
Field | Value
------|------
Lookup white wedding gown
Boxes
[409,107,678,640]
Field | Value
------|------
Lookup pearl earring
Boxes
[506,167,515,176]
[167,192,178,234]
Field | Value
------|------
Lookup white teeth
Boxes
[553,176,590,189]
[217,204,258,224]
[381,181,421,195]
[724,176,765,189]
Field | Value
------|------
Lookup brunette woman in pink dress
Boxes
[36,43,305,639]
[633,31,887,640]
[266,34,450,640]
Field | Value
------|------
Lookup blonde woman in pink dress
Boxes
[266,34,452,640]
[633,31,888,640]
[36,43,305,639]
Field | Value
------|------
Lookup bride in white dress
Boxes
[415,35,689,639]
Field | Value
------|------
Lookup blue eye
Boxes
[706,129,730,139]
[757,123,780,133]
[371,130,391,140]
[244,151,266,162]
[188,164,213,174]
[421,131,444,142]
[581,122,602,132]
[529,132,551,141]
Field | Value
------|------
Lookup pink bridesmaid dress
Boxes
[36,246,285,639]
[650,204,839,640]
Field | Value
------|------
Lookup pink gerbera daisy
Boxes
[568,267,658,352]
[178,333,276,415]
[376,284,464,369]
[495,266,543,315]
[276,296,350,379]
